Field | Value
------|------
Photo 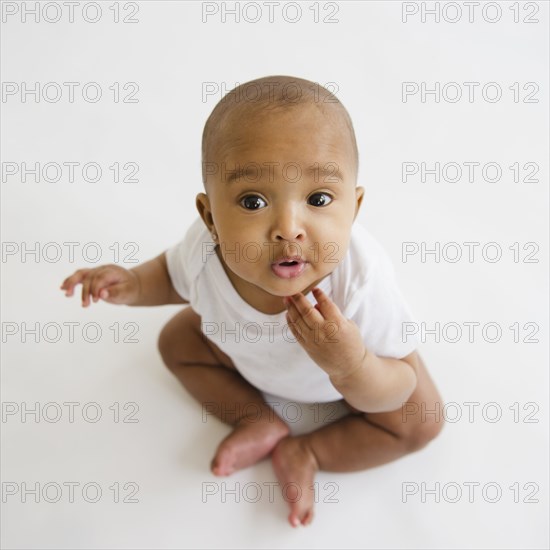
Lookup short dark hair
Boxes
[201,75,359,186]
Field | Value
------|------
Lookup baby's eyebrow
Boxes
[224,164,344,184]
[306,164,344,184]
[225,165,259,184]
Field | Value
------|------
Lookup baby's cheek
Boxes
[318,242,345,268]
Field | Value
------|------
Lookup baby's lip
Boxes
[272,255,306,265]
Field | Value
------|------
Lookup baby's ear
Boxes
[354,186,365,217]
[196,193,212,223]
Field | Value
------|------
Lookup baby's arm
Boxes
[329,349,419,413]
[128,253,188,306]
[60,252,188,307]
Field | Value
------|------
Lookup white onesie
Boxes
[165,216,420,403]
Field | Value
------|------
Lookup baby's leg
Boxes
[271,352,444,527]
[158,306,289,475]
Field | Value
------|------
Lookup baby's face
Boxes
[198,104,364,301]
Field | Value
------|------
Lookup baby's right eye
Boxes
[240,195,266,210]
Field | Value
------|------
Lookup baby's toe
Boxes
[210,445,235,476]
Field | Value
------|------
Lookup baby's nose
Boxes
[270,209,306,242]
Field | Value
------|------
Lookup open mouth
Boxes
[271,258,307,279]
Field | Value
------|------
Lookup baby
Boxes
[60,75,444,528]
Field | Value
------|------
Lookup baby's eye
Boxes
[240,195,267,210]
[308,192,333,207]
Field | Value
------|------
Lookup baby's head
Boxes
[196,75,365,302]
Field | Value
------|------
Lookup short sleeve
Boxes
[347,245,420,359]
[165,237,191,302]
[165,217,210,302]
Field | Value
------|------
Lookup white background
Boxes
[1,1,549,548]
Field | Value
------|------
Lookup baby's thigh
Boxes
[158,306,237,371]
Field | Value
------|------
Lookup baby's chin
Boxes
[263,276,327,298]
[243,276,310,298]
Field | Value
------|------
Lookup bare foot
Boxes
[211,415,290,476]
[271,436,319,528]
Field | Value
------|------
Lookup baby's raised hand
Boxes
[60,264,140,307]
[283,287,366,379]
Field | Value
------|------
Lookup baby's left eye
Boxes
[308,193,333,207]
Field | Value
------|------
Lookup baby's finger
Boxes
[285,298,303,328]
[81,274,93,307]
[90,272,111,302]
[312,287,341,320]
[99,288,109,300]
[61,269,91,296]
[103,284,123,301]
[288,293,322,329]
[61,282,75,296]
[286,313,305,343]
[98,281,130,303]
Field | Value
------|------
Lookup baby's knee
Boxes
[403,410,445,453]
[156,310,197,370]
[157,307,223,372]
[157,322,176,369]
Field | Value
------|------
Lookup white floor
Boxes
[1,295,548,549]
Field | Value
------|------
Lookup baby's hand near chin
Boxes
[283,288,366,378]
